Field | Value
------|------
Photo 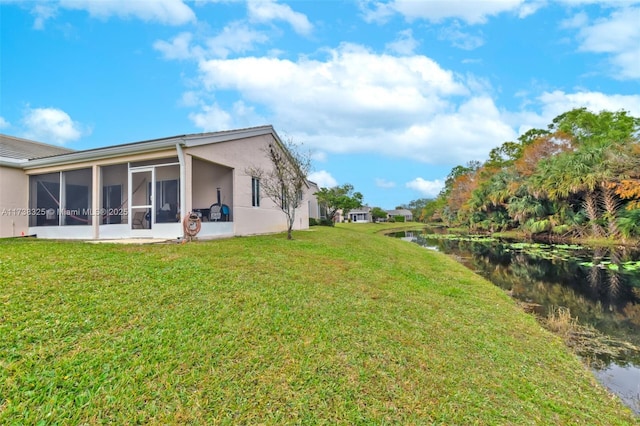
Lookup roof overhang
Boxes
[20,125,282,170]
[183,125,279,148]
[21,138,181,169]
[0,157,27,168]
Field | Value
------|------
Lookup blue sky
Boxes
[1,0,639,209]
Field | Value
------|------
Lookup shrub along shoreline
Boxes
[1,223,637,424]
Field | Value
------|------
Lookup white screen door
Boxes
[129,168,154,236]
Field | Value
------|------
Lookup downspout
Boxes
[176,141,187,238]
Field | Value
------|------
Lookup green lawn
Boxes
[1,224,637,425]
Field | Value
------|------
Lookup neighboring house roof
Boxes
[0,134,75,166]
[387,209,412,217]
[9,125,283,170]
[349,206,371,214]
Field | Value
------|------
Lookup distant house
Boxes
[307,180,321,221]
[348,206,372,223]
[0,126,317,240]
[387,208,413,222]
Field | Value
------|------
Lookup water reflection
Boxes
[392,229,640,414]
[594,365,640,415]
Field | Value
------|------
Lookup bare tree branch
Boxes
[246,137,312,239]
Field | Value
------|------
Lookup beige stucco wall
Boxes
[306,183,320,220]
[191,157,233,213]
[0,166,29,237]
[185,134,310,236]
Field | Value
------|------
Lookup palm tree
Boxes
[529,148,605,236]
[546,108,640,237]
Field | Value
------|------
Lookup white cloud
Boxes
[288,98,516,165]
[21,107,87,145]
[180,91,201,107]
[363,0,532,24]
[154,32,202,60]
[517,0,546,18]
[247,0,313,35]
[189,100,266,131]
[180,40,636,167]
[198,42,467,123]
[375,178,396,188]
[155,23,270,61]
[311,151,328,162]
[537,90,640,116]
[556,0,639,6]
[308,170,337,188]
[388,96,517,163]
[188,103,233,131]
[509,89,640,135]
[574,7,640,79]
[406,178,444,198]
[29,0,196,27]
[65,0,195,25]
[385,29,419,55]
[560,11,588,29]
[0,116,10,129]
[438,21,484,50]
[31,4,57,30]
[205,21,270,58]
[191,43,526,164]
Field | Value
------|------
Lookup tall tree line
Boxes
[428,108,640,239]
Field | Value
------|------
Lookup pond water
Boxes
[391,229,640,415]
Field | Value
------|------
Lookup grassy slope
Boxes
[0,224,637,425]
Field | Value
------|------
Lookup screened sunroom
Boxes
[13,125,310,240]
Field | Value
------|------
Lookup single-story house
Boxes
[387,208,413,222]
[307,180,321,221]
[347,206,372,223]
[0,126,316,240]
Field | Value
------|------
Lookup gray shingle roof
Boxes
[0,134,74,161]
[387,209,412,216]
[17,125,282,170]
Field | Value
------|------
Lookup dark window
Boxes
[29,169,92,226]
[63,169,92,226]
[156,179,179,223]
[252,177,260,207]
[30,173,60,227]
[103,185,122,224]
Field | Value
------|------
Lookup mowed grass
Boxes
[1,224,637,425]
